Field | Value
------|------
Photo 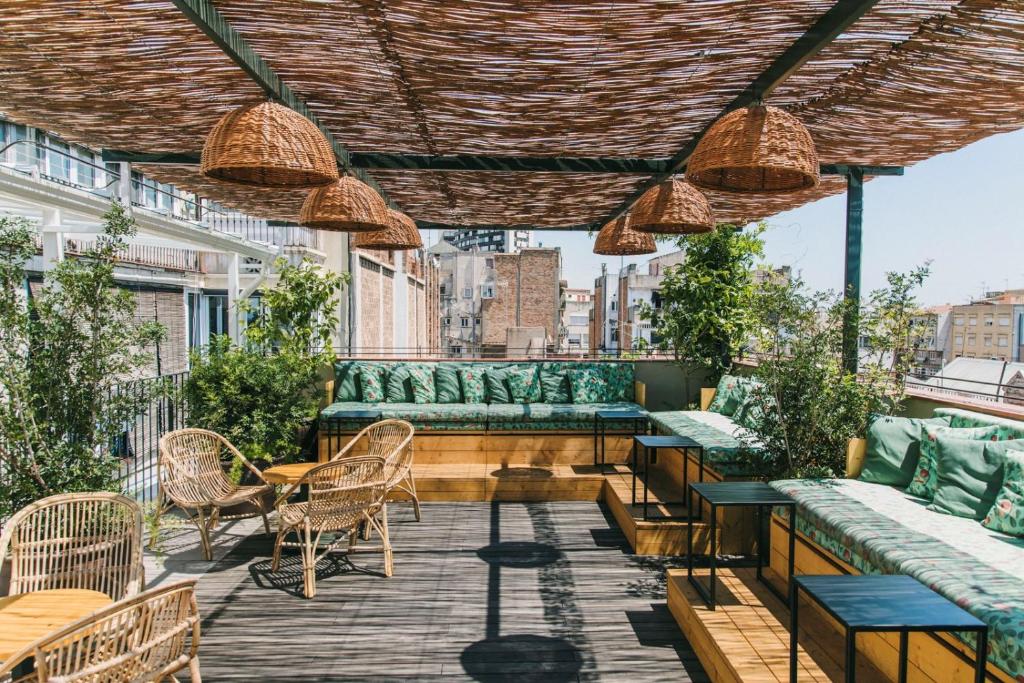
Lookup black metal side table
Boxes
[630,434,704,521]
[791,574,988,683]
[687,481,796,610]
[318,409,384,459]
[593,409,648,468]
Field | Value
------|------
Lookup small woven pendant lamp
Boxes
[687,105,819,193]
[593,215,656,255]
[351,209,423,250]
[201,101,339,188]
[300,176,391,232]
[629,179,714,234]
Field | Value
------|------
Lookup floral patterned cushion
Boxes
[707,374,748,416]
[506,365,543,404]
[379,402,487,431]
[406,364,437,404]
[358,365,387,403]
[568,367,608,404]
[487,402,644,431]
[484,367,513,404]
[908,424,1005,500]
[601,364,634,402]
[539,370,571,403]
[983,450,1024,537]
[648,410,763,477]
[458,366,488,404]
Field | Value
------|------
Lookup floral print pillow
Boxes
[707,375,747,416]
[358,365,388,403]
[506,365,543,404]
[982,450,1024,536]
[601,364,634,402]
[907,424,1002,499]
[407,364,437,404]
[568,367,608,404]
[458,366,487,404]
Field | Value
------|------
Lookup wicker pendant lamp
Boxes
[593,215,656,255]
[201,101,339,188]
[687,105,819,193]
[300,176,391,232]
[351,210,423,250]
[629,179,714,234]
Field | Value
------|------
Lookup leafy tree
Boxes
[0,203,164,518]
[640,224,764,380]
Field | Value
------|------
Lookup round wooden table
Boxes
[0,589,113,664]
[263,462,321,485]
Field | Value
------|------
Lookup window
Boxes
[998,336,1009,347]
[967,334,976,346]
[984,314,994,327]
[953,315,965,326]
[569,315,588,326]
[463,288,472,299]
[439,284,448,297]
[74,146,96,188]
[968,316,977,326]
[480,284,495,299]
[47,140,71,182]
[955,335,964,346]
[485,258,494,268]
[450,345,462,355]
[610,301,616,311]
[984,335,993,347]
[443,317,451,326]
[999,316,1010,327]
[475,317,481,326]
[461,317,470,328]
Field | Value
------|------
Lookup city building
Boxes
[617,251,686,351]
[442,228,532,253]
[560,287,592,354]
[923,357,1024,408]
[945,302,1024,363]
[481,248,563,356]
[590,264,618,354]
[908,306,952,378]
[430,241,492,357]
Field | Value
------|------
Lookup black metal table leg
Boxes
[787,503,797,605]
[630,437,638,505]
[975,629,988,683]
[593,414,598,466]
[642,445,651,521]
[898,631,908,683]
[790,581,799,682]
[709,501,718,609]
[845,629,857,683]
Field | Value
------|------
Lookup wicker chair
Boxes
[0,580,202,683]
[158,428,273,561]
[272,456,390,599]
[333,419,419,521]
[0,492,144,601]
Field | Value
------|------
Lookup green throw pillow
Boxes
[506,365,543,404]
[333,361,362,402]
[458,366,487,404]
[358,365,387,403]
[386,365,414,403]
[981,450,1024,537]
[907,424,1002,499]
[407,364,437,404]
[601,364,633,402]
[568,367,607,404]
[485,367,512,404]
[707,375,746,416]
[928,434,1020,520]
[859,415,950,487]
[434,364,462,403]
[540,370,571,403]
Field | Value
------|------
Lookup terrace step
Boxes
[667,567,887,683]
[392,462,608,502]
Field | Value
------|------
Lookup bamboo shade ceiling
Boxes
[3,0,1023,228]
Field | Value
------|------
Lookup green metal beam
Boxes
[842,167,865,374]
[169,0,400,209]
[592,0,884,229]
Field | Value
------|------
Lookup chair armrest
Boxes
[846,438,866,479]
[222,440,270,486]
[700,388,717,411]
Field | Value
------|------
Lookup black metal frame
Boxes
[593,411,648,469]
[629,435,704,522]
[318,410,384,460]
[789,578,989,683]
[686,485,796,611]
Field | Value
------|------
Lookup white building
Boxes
[560,287,592,353]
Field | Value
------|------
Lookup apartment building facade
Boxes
[946,302,1024,363]
[481,248,563,356]
[442,228,532,254]
[560,287,592,354]
[589,265,618,354]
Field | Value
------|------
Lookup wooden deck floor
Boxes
[159,501,709,682]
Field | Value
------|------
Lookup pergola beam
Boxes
[169,0,400,209]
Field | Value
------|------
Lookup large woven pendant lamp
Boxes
[351,209,423,250]
[629,179,714,234]
[687,105,819,193]
[300,176,391,232]
[201,101,339,188]
[593,215,656,255]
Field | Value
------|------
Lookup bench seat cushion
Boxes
[771,478,1024,678]
[487,402,645,431]
[319,402,487,431]
[648,410,761,476]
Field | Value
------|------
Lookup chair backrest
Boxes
[23,580,200,683]
[159,428,238,506]
[0,492,144,600]
[306,456,386,532]
[337,419,414,487]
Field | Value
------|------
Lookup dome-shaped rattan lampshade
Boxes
[351,210,423,250]
[629,179,714,234]
[593,215,656,255]
[201,101,339,188]
[300,176,391,232]
[687,105,819,193]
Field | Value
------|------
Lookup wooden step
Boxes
[667,568,887,683]
[392,462,607,502]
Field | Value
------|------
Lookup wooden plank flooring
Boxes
[165,501,709,682]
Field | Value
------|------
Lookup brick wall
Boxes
[382,266,395,349]
[359,256,382,350]
[481,248,560,350]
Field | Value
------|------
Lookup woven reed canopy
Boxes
[688,106,820,194]
[299,177,391,232]
[201,101,339,189]
[2,1,1022,229]
[629,180,714,234]
[593,216,656,256]
[351,210,423,250]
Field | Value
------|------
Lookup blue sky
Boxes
[490,128,1024,307]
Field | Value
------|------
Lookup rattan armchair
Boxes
[158,428,273,561]
[0,580,202,683]
[333,419,419,521]
[0,492,144,601]
[272,456,390,599]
